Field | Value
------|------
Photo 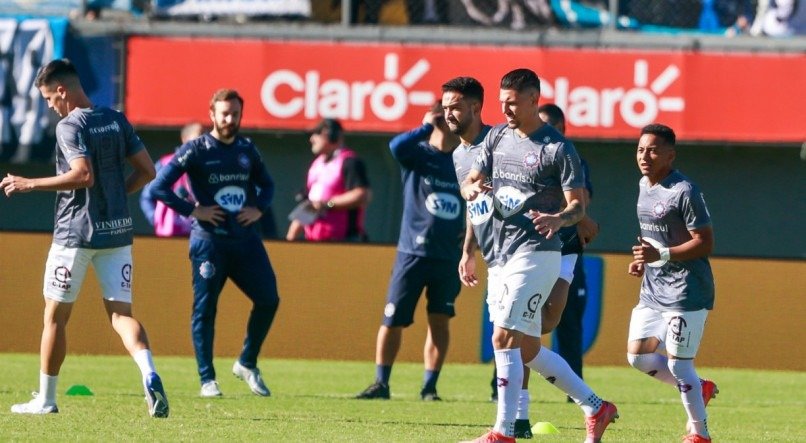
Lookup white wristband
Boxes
[658,247,671,262]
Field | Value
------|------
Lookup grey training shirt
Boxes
[453,125,495,265]
[472,123,584,266]
[52,107,144,249]
[637,170,715,311]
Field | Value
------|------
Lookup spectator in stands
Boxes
[286,118,371,242]
[407,0,449,24]
[459,0,553,29]
[751,0,798,36]
[140,122,204,238]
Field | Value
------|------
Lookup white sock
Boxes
[493,349,523,437]
[668,359,709,437]
[516,389,530,420]
[39,371,58,405]
[627,353,678,386]
[133,349,157,380]
[525,347,601,416]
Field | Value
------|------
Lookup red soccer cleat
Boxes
[585,401,619,443]
[460,429,516,443]
[683,433,712,442]
[701,379,718,407]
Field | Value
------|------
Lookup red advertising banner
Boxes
[126,37,805,143]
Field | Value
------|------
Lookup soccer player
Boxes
[460,68,617,443]
[627,124,718,443]
[150,89,280,398]
[444,76,532,438]
[538,103,599,384]
[356,101,464,401]
[3,59,168,417]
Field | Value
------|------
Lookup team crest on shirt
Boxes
[199,261,216,279]
[238,153,250,170]
[652,201,668,218]
[523,151,540,169]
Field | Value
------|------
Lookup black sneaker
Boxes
[420,388,442,401]
[355,381,390,399]
[514,419,533,439]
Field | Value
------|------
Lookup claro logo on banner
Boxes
[260,54,435,122]
[259,56,683,129]
[542,60,683,129]
[125,37,806,143]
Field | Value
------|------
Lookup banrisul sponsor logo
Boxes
[425,193,461,220]
[261,53,434,122]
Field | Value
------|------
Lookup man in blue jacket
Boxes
[151,89,280,398]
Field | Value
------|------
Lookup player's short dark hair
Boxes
[209,88,244,110]
[538,103,564,127]
[34,59,79,88]
[641,123,676,146]
[500,68,541,94]
[442,77,484,105]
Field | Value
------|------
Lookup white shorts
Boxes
[43,244,133,304]
[558,253,578,283]
[490,251,560,337]
[628,304,709,359]
[486,265,502,322]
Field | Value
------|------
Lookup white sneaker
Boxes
[232,361,270,397]
[200,380,223,398]
[11,393,58,414]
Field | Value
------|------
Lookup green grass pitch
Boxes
[1,354,803,441]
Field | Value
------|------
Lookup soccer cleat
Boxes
[232,361,271,397]
[200,380,223,397]
[701,379,718,407]
[584,401,619,443]
[355,381,390,399]
[144,372,169,418]
[420,388,442,401]
[460,429,516,443]
[514,419,533,438]
[10,393,58,415]
[683,434,712,442]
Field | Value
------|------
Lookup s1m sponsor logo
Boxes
[214,186,246,212]
[260,53,435,122]
[494,186,526,218]
[541,60,684,128]
[425,192,462,220]
[467,193,494,226]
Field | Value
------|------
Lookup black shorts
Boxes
[381,251,461,327]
